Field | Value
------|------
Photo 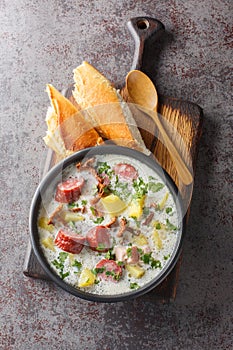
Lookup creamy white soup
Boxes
[38,154,181,295]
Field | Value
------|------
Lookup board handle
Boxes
[127,17,165,71]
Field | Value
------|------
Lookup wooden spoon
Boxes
[123,70,193,185]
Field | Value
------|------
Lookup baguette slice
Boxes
[73,61,147,152]
[44,84,102,155]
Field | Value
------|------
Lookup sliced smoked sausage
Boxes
[54,228,86,254]
[55,177,85,203]
[95,259,123,282]
[113,163,138,181]
[86,226,111,252]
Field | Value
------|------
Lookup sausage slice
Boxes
[55,177,85,203]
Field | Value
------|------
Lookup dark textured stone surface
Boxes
[0,1,232,349]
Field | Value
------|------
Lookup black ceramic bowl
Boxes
[29,145,185,302]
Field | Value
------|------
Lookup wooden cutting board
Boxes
[23,17,203,303]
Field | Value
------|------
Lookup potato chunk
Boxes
[41,236,55,251]
[126,264,145,279]
[152,230,163,250]
[128,196,145,219]
[133,234,148,246]
[38,217,54,232]
[78,268,96,287]
[101,194,126,216]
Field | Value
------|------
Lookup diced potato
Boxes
[62,211,85,222]
[159,192,169,210]
[128,196,145,219]
[78,268,96,287]
[101,194,127,216]
[152,230,163,250]
[126,264,145,279]
[41,236,55,251]
[38,217,54,232]
[133,234,148,246]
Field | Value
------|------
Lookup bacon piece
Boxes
[116,217,127,237]
[142,212,154,225]
[105,216,117,228]
[48,204,64,225]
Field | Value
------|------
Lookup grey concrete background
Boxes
[0,1,232,349]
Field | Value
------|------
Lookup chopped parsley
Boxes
[105,249,115,260]
[164,254,170,260]
[52,252,70,279]
[68,202,79,209]
[166,219,177,231]
[148,181,164,193]
[93,216,104,224]
[166,207,173,214]
[92,267,106,275]
[130,282,139,290]
[141,252,162,269]
[81,199,87,206]
[72,260,82,271]
[133,177,148,199]
[96,161,113,177]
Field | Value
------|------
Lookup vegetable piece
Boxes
[126,264,145,279]
[132,234,148,246]
[128,196,145,219]
[38,217,54,232]
[41,236,55,251]
[158,192,169,210]
[101,194,127,216]
[78,268,96,287]
[152,230,163,250]
[94,259,123,282]
[62,211,85,222]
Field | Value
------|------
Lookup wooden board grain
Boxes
[23,95,203,303]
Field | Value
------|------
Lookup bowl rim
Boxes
[29,145,186,302]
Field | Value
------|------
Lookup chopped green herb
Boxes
[126,247,132,257]
[68,202,78,209]
[164,254,170,260]
[130,282,139,290]
[72,260,82,270]
[93,216,104,224]
[90,206,96,215]
[141,252,162,269]
[166,219,177,231]
[117,261,124,266]
[96,242,106,251]
[105,249,115,260]
[148,182,164,193]
[143,207,150,215]
[97,162,113,177]
[166,207,173,214]
[92,267,106,275]
[52,252,70,279]
[81,199,87,206]
[133,177,148,198]
[150,259,162,269]
[155,222,161,230]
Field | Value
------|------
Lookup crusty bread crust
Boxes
[46,84,102,152]
[72,61,146,151]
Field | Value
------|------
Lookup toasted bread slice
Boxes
[72,61,147,151]
[45,84,102,153]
